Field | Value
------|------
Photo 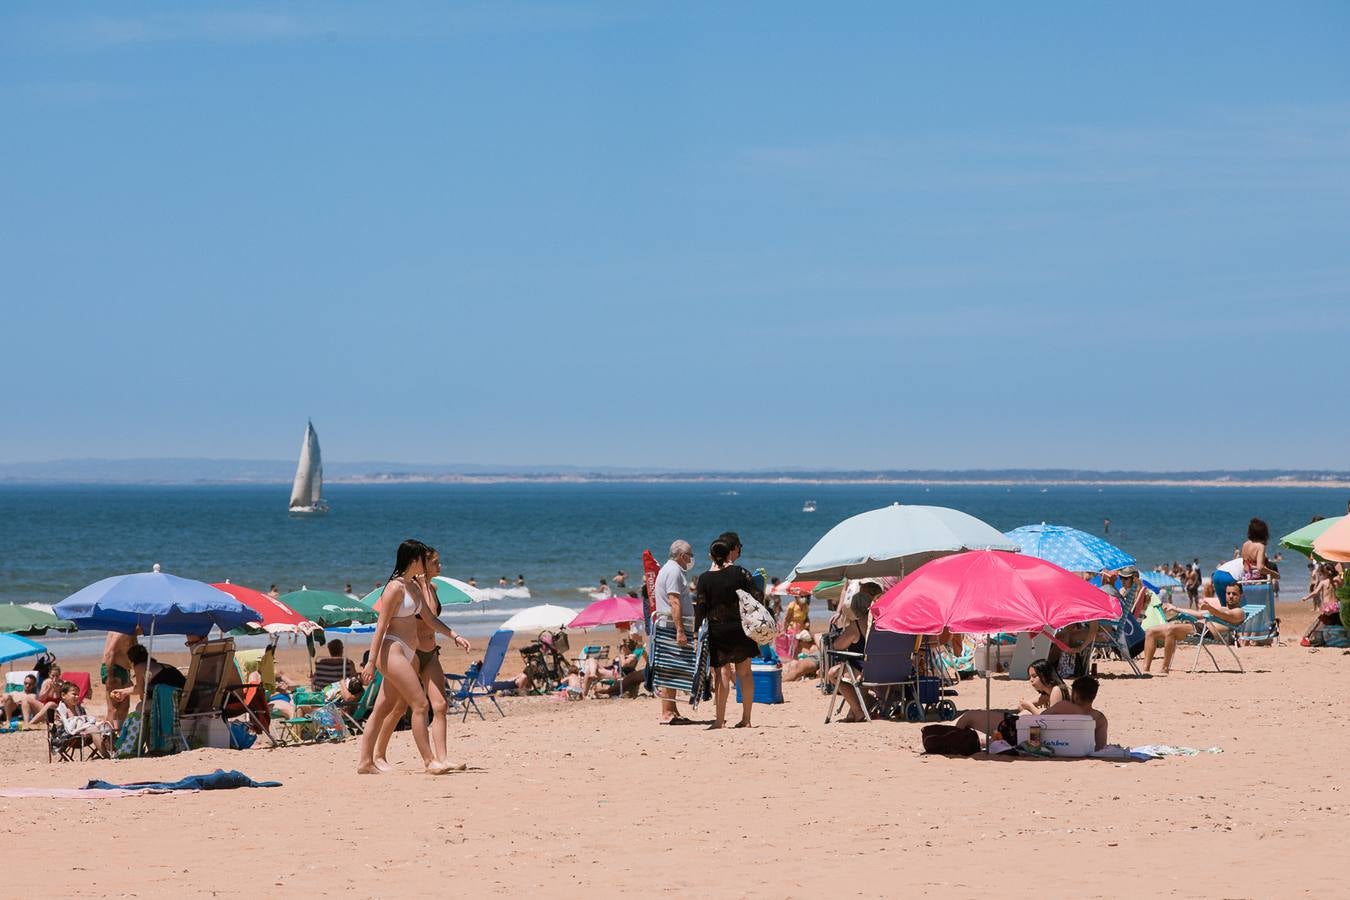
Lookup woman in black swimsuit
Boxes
[694,531,766,729]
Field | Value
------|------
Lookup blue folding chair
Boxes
[446,629,512,722]
[1234,580,1278,645]
[647,620,709,709]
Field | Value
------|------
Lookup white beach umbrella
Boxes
[500,604,580,633]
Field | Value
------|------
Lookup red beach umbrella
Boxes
[212,582,317,635]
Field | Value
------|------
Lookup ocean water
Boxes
[1,483,1342,649]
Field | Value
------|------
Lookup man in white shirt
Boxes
[654,539,695,724]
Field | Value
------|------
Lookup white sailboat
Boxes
[288,420,329,517]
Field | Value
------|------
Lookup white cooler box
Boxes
[1015,714,1096,757]
[184,716,232,750]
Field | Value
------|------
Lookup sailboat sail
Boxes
[289,421,323,509]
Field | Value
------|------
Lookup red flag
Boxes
[642,549,661,622]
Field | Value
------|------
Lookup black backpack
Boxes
[921,724,981,756]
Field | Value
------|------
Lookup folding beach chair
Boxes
[1176,609,1246,673]
[46,708,87,762]
[1090,603,1144,677]
[647,620,710,710]
[1233,580,1278,646]
[446,629,512,722]
[177,638,235,749]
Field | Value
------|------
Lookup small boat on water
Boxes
[802,500,817,513]
[288,419,329,517]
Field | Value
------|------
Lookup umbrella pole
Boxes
[984,632,992,758]
[137,617,157,759]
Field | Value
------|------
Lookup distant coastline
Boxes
[2,459,1349,489]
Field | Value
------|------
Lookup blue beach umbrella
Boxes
[0,632,47,665]
[54,566,261,635]
[1142,571,1183,590]
[1005,523,1136,573]
[790,503,1019,581]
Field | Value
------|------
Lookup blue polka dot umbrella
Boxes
[1004,523,1135,573]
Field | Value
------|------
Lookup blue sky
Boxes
[3,2,1348,470]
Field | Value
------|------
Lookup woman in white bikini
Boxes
[368,547,471,771]
[357,540,465,775]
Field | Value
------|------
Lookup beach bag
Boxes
[737,590,776,645]
[921,724,980,756]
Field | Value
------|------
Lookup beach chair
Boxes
[177,638,238,751]
[46,708,87,762]
[647,620,710,710]
[1176,610,1245,673]
[1090,603,1144,677]
[446,629,512,722]
[1234,580,1278,646]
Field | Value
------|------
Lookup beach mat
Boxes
[83,768,281,792]
[0,787,172,799]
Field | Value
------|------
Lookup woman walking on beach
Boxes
[694,532,766,729]
[366,546,471,770]
[357,539,466,775]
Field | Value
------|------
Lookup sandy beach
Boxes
[0,601,1341,898]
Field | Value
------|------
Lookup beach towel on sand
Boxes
[83,769,281,792]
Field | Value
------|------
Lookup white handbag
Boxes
[737,589,776,645]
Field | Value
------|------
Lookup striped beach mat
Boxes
[648,621,710,709]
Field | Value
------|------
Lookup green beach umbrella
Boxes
[358,576,476,612]
[0,604,76,636]
[1279,516,1342,560]
[277,589,375,628]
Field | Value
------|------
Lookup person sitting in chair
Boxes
[55,681,115,756]
[1184,582,1246,635]
[824,585,881,723]
[312,639,358,690]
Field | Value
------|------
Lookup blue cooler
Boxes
[735,663,784,704]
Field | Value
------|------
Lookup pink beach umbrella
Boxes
[871,551,1122,752]
[568,594,643,629]
[872,550,1122,636]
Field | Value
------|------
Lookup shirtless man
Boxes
[102,629,138,729]
[1043,675,1109,751]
